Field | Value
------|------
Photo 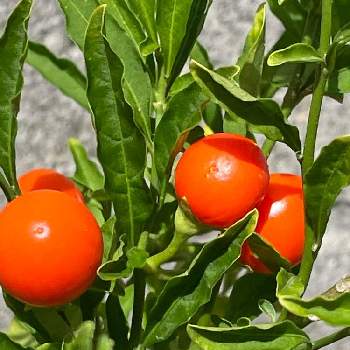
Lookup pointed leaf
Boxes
[69,138,104,192]
[187,321,311,350]
[26,41,88,109]
[143,210,258,346]
[268,43,323,66]
[190,61,301,152]
[304,136,350,245]
[58,0,97,50]
[0,0,33,190]
[84,6,152,245]
[191,42,213,69]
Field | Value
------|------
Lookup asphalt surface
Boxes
[0,1,350,348]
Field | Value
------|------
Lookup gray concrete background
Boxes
[0,1,350,348]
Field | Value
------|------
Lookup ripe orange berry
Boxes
[240,173,305,273]
[19,168,84,203]
[0,190,103,306]
[175,133,269,228]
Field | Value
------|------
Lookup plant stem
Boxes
[302,0,333,175]
[0,172,16,202]
[129,269,146,348]
[312,327,350,350]
[154,67,167,128]
[298,0,333,290]
[146,230,186,272]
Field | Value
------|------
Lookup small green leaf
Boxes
[226,273,277,323]
[69,138,104,192]
[304,136,350,245]
[143,210,258,346]
[101,216,116,262]
[259,299,278,322]
[236,4,266,96]
[0,0,33,192]
[27,41,89,109]
[328,66,350,93]
[6,318,38,349]
[84,6,152,246]
[191,41,213,69]
[154,83,206,185]
[58,0,97,50]
[190,61,301,152]
[187,321,311,350]
[268,43,323,66]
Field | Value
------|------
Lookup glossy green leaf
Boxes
[169,73,194,97]
[190,61,301,151]
[84,6,152,246]
[101,216,116,262]
[267,0,306,37]
[58,0,97,50]
[128,0,159,52]
[187,321,311,350]
[104,14,153,147]
[278,271,350,326]
[0,0,32,191]
[6,318,38,349]
[226,273,277,323]
[246,234,291,272]
[328,66,350,93]
[268,43,323,66]
[236,4,266,96]
[170,0,212,86]
[259,299,278,322]
[69,138,104,192]
[304,136,350,245]
[63,321,95,350]
[143,210,258,346]
[99,0,149,54]
[154,83,207,183]
[96,334,114,350]
[0,333,27,350]
[27,41,88,109]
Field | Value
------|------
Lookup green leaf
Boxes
[143,210,258,346]
[226,273,277,323]
[0,0,33,191]
[127,0,159,52]
[6,318,38,349]
[259,299,278,322]
[190,61,301,152]
[191,42,213,69]
[99,0,151,55]
[63,321,95,350]
[84,5,152,246]
[0,333,27,349]
[187,321,311,350]
[267,0,306,37]
[95,334,114,350]
[58,0,97,50]
[278,272,350,326]
[154,83,207,184]
[104,14,153,147]
[236,4,266,96]
[304,136,350,245]
[328,66,350,93]
[101,216,116,262]
[246,234,291,272]
[69,138,104,192]
[268,43,323,66]
[26,41,88,109]
[169,0,212,85]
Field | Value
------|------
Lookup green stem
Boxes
[312,327,350,350]
[299,0,333,289]
[302,0,333,175]
[154,67,167,128]
[129,269,146,348]
[0,172,16,202]
[146,230,186,272]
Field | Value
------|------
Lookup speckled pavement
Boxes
[0,1,349,348]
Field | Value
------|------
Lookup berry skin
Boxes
[175,133,269,228]
[240,173,305,273]
[0,190,103,306]
[19,168,84,203]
